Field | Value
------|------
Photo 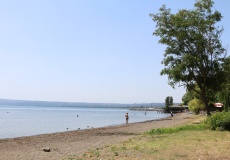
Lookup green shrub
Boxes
[205,111,230,131]
[188,98,205,114]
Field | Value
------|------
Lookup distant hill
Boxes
[0,98,164,108]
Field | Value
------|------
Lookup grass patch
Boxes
[72,124,230,160]
[66,122,230,160]
[92,129,230,160]
[147,123,207,135]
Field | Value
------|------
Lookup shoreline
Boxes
[0,113,170,140]
[0,107,169,139]
[1,115,171,140]
[0,113,204,160]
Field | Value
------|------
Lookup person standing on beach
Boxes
[125,113,129,124]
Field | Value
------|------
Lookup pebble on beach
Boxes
[43,147,51,152]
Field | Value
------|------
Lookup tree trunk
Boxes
[201,88,210,116]
[205,100,210,116]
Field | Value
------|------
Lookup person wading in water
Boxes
[125,113,129,124]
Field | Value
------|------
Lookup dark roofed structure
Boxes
[168,105,188,113]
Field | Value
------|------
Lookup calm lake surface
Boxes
[0,105,169,139]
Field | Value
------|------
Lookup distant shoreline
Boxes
[0,98,165,109]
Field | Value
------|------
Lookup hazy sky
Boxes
[0,0,229,103]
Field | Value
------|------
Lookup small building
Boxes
[168,105,188,113]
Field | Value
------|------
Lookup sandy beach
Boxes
[0,113,203,160]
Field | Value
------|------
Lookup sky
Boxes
[0,0,229,104]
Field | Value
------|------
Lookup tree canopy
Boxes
[165,96,173,112]
[216,57,230,111]
[150,0,227,115]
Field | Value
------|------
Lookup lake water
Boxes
[0,105,169,139]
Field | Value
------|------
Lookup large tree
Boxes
[150,0,227,115]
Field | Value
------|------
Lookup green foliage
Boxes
[148,124,206,135]
[188,98,205,114]
[216,57,230,111]
[150,0,227,116]
[164,96,173,112]
[182,85,202,105]
[165,96,173,107]
[182,91,194,105]
[205,111,230,131]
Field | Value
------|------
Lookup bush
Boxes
[188,98,205,114]
[205,111,230,131]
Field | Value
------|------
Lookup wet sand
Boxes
[0,113,203,160]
